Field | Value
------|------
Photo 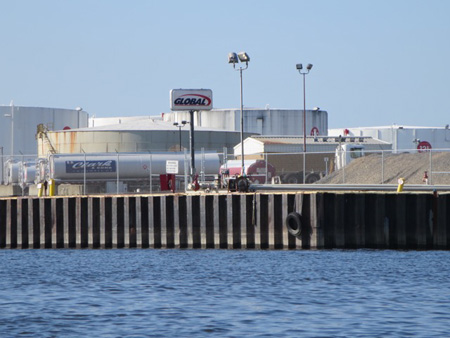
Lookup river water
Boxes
[0,249,449,337]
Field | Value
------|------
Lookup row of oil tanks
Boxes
[3,151,336,195]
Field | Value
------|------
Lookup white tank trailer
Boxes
[18,161,37,187]
[4,159,20,185]
[47,152,222,182]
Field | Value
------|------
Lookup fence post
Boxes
[116,151,120,195]
[148,152,153,194]
[429,149,433,185]
[265,152,268,183]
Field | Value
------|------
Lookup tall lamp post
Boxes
[228,51,250,176]
[4,102,14,159]
[296,63,313,183]
[173,120,188,151]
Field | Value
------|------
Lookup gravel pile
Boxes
[318,151,450,185]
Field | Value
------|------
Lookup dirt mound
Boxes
[318,151,450,185]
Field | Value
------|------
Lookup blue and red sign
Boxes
[170,89,213,111]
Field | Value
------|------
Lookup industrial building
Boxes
[233,135,391,183]
[329,125,450,153]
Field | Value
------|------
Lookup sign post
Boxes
[170,89,213,181]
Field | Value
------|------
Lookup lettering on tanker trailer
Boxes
[170,89,213,111]
[65,160,116,174]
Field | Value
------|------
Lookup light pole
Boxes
[4,102,14,159]
[173,120,188,151]
[296,63,313,183]
[229,51,250,176]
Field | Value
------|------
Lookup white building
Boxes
[329,125,450,153]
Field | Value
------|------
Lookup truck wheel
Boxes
[236,177,249,192]
[305,172,321,184]
[284,173,301,184]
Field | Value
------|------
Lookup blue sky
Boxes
[1,0,449,128]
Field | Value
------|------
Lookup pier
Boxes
[0,191,449,250]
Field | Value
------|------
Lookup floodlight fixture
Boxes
[174,120,188,151]
[228,52,238,64]
[306,63,313,70]
[238,52,250,63]
[296,64,303,70]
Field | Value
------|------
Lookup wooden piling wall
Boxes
[0,192,449,249]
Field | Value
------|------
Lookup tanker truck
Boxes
[44,152,222,193]
[220,159,276,185]
[242,153,333,184]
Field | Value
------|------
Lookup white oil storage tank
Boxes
[0,105,88,158]
[48,152,221,182]
[38,118,245,156]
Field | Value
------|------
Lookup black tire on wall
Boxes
[285,212,302,237]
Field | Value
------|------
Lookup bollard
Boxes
[397,178,405,192]
[48,179,56,196]
[37,183,44,197]
[422,171,429,185]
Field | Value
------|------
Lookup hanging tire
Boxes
[305,172,321,184]
[286,212,302,237]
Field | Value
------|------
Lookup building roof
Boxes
[330,125,450,131]
[248,135,390,146]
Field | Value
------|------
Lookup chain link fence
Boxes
[2,147,450,196]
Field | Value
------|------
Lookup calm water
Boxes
[0,249,449,337]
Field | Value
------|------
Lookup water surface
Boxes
[0,250,449,337]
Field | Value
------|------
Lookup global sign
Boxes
[170,89,213,111]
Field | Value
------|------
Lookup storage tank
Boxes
[39,118,245,156]
[221,160,275,184]
[48,152,221,182]
[0,105,88,157]
[164,108,328,137]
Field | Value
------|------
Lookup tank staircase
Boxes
[36,123,57,154]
